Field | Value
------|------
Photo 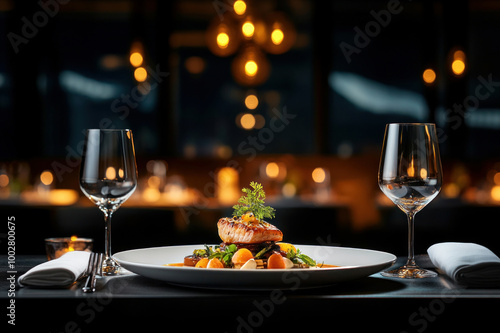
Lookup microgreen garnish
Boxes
[232,182,276,221]
[209,244,238,267]
[193,244,239,267]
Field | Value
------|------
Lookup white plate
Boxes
[114,245,396,290]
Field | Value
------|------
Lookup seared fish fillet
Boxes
[217,217,283,244]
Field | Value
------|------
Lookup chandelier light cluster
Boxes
[206,0,296,86]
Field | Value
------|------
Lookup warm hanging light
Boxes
[233,0,247,16]
[134,67,148,82]
[207,3,295,87]
[242,20,255,38]
[262,13,296,54]
[129,40,145,67]
[244,60,258,76]
[206,18,241,57]
[452,59,465,75]
[130,52,143,67]
[271,28,284,45]
[231,45,270,86]
[451,49,466,76]
[216,32,230,49]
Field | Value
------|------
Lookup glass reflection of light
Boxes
[105,167,116,180]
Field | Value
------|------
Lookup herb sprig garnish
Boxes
[232,182,276,221]
[286,248,316,267]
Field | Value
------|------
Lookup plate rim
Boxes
[114,244,396,272]
[113,244,396,290]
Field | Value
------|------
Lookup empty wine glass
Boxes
[80,129,138,275]
[378,123,442,278]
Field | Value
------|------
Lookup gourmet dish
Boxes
[169,182,336,270]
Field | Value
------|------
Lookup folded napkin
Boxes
[427,242,500,287]
[18,251,91,288]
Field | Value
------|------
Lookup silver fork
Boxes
[83,252,96,278]
[82,252,103,293]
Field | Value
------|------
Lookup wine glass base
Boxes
[381,265,437,279]
[102,257,121,276]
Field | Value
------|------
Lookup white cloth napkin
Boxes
[427,242,500,287]
[18,251,91,288]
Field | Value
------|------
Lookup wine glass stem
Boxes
[104,210,113,261]
[406,211,416,268]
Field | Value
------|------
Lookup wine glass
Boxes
[80,129,138,275]
[378,123,442,278]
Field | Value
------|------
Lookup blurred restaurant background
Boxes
[2,0,500,257]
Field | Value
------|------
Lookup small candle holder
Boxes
[45,237,93,260]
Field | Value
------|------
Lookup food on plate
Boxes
[177,182,333,270]
[206,257,224,269]
[232,248,254,268]
[267,252,286,269]
[217,216,283,244]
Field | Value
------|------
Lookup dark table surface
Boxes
[3,255,500,332]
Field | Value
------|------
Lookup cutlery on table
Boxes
[82,252,103,293]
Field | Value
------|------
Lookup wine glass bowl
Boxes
[378,123,442,278]
[80,129,138,275]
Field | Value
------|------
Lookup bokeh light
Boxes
[242,21,255,38]
[216,32,229,49]
[245,94,259,109]
[40,170,54,186]
[271,29,284,45]
[244,60,258,77]
[233,0,246,15]
[240,113,256,129]
[129,52,143,67]
[422,68,436,84]
[312,167,326,183]
[134,67,148,82]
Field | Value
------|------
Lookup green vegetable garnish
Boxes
[254,244,275,259]
[286,248,316,267]
[209,244,238,267]
[193,244,239,267]
[232,182,276,221]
